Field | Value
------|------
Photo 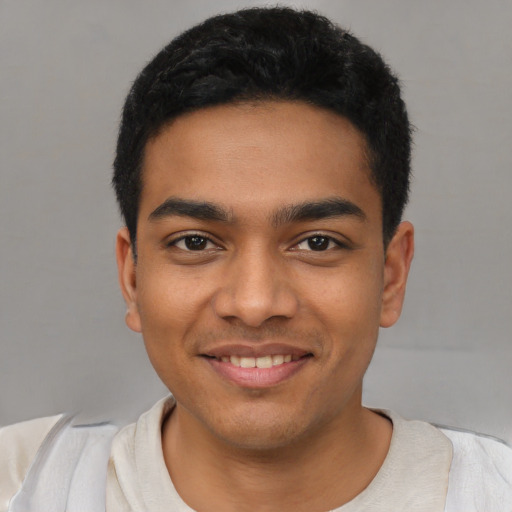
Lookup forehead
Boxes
[140,101,380,223]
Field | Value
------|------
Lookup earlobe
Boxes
[115,227,142,333]
[380,221,414,328]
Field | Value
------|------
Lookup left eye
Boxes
[295,235,339,251]
[172,235,216,251]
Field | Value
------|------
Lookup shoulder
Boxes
[440,427,512,511]
[1,416,119,512]
[441,427,512,482]
[0,415,62,511]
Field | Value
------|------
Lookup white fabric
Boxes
[0,415,61,511]
[107,398,186,511]
[441,428,512,511]
[6,416,117,512]
[1,397,511,511]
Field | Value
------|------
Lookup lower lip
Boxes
[206,357,311,388]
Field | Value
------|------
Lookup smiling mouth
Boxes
[230,354,305,367]
[202,353,312,368]
[201,352,313,388]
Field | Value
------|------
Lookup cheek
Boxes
[302,262,384,335]
[135,267,216,375]
[136,276,202,392]
[138,265,214,326]
[300,262,384,388]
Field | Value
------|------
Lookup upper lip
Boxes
[201,343,312,359]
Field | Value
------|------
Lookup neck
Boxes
[162,392,392,512]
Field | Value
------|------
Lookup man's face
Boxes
[117,101,412,450]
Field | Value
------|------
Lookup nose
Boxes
[212,246,299,327]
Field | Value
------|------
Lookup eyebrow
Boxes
[148,196,366,226]
[271,197,366,227]
[148,197,232,222]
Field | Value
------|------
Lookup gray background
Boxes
[1,0,511,443]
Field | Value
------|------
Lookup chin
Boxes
[207,407,313,452]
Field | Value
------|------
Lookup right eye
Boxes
[170,235,217,251]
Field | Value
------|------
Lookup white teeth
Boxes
[256,355,273,368]
[240,357,256,368]
[272,355,284,365]
[225,354,296,367]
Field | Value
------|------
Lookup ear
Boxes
[116,227,142,333]
[380,221,414,328]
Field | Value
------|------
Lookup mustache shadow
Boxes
[195,320,325,346]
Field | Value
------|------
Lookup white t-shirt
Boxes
[1,396,511,511]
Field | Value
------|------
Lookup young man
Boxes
[1,7,510,512]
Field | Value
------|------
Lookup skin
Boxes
[116,101,414,511]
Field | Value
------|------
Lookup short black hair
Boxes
[113,6,411,248]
